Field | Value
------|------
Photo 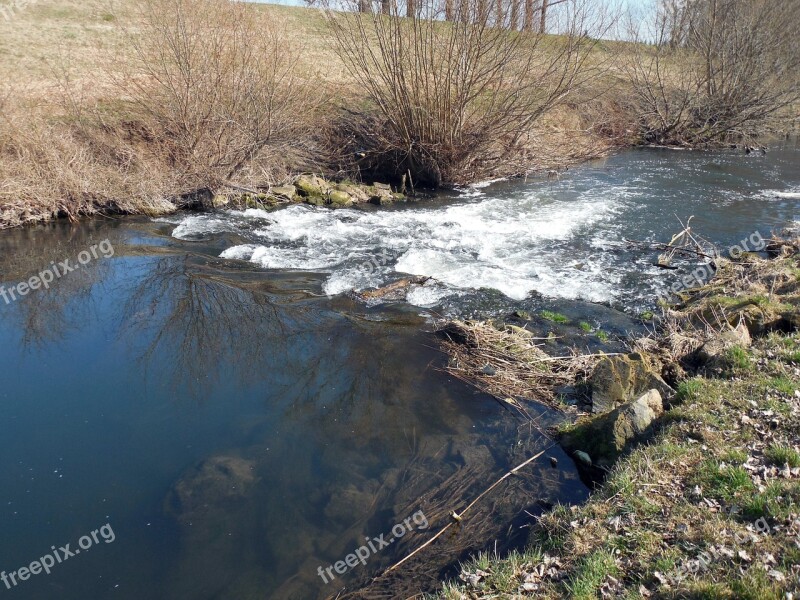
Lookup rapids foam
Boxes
[169,187,636,306]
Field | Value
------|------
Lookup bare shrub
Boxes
[325,0,614,186]
[0,0,321,228]
[112,0,318,193]
[627,0,800,147]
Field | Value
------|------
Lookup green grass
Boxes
[764,443,800,468]
[726,345,752,371]
[595,330,609,342]
[565,549,619,600]
[694,460,755,501]
[768,375,797,395]
[540,310,569,324]
[676,378,704,402]
[579,321,592,332]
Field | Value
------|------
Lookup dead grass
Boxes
[438,320,598,410]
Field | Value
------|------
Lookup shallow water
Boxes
[1,142,799,599]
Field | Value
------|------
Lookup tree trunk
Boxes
[509,0,519,30]
[539,0,548,33]
[445,0,454,20]
[523,0,534,30]
[407,0,415,17]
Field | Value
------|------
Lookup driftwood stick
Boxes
[383,448,550,574]
[624,239,717,261]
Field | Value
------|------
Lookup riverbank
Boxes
[0,0,626,230]
[432,239,800,597]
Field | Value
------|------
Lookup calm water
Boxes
[0,142,798,599]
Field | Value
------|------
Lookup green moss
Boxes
[579,321,592,333]
[540,310,569,324]
[596,330,609,342]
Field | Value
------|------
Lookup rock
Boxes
[696,321,751,370]
[562,389,664,468]
[353,276,431,303]
[367,183,397,205]
[270,185,297,201]
[323,482,378,524]
[457,444,495,470]
[165,455,257,524]
[294,174,327,198]
[589,353,673,414]
[328,190,353,207]
[573,450,592,467]
[334,183,369,203]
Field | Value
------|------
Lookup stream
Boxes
[0,141,798,599]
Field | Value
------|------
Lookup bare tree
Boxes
[325,0,612,186]
[627,0,800,146]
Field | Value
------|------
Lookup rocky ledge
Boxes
[212,174,407,211]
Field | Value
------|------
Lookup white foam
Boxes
[169,185,633,306]
[758,189,800,200]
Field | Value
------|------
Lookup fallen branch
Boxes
[383,447,551,574]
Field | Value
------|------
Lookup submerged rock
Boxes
[165,455,257,524]
[353,276,432,304]
[562,389,664,468]
[589,353,673,414]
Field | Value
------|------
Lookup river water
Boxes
[0,142,798,599]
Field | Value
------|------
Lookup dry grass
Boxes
[438,320,598,410]
[0,0,326,228]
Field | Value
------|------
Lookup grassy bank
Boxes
[433,250,800,598]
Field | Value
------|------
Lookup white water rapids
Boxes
[163,148,800,310]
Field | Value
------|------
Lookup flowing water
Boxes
[0,141,798,599]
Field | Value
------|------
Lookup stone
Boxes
[573,450,592,467]
[562,389,664,468]
[165,455,257,524]
[294,175,327,197]
[589,353,673,414]
[696,321,752,370]
[334,183,369,203]
[328,190,353,207]
[270,185,297,201]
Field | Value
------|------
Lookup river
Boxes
[0,141,798,599]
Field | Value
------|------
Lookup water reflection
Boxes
[0,219,586,600]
